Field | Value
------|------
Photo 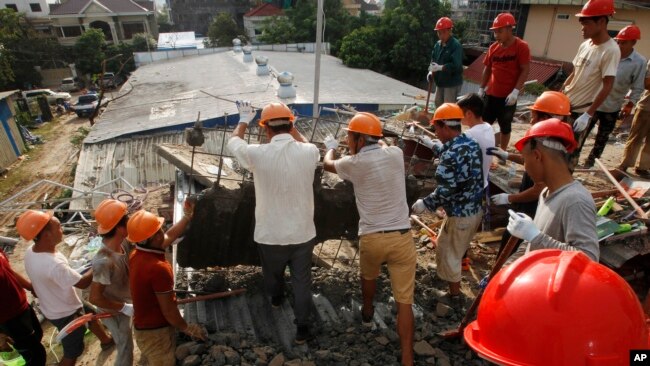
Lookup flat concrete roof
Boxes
[85,51,426,143]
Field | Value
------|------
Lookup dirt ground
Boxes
[0,112,641,365]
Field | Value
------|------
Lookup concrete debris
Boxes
[268,353,285,366]
[176,341,196,360]
[414,340,436,357]
[181,354,201,366]
[375,336,390,346]
[435,302,453,318]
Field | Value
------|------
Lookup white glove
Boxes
[426,71,433,83]
[119,303,134,317]
[507,209,541,242]
[478,87,486,99]
[505,88,519,106]
[418,136,442,150]
[490,193,510,205]
[429,62,443,72]
[323,134,339,150]
[486,147,508,162]
[236,100,255,125]
[411,199,428,214]
[573,112,591,133]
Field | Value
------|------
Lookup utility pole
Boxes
[312,0,323,118]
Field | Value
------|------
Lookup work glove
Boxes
[183,323,207,341]
[573,112,591,133]
[478,275,489,290]
[411,199,428,214]
[418,136,442,150]
[426,71,433,84]
[478,87,486,99]
[507,209,540,242]
[236,100,255,125]
[490,193,510,205]
[429,62,443,73]
[323,134,339,150]
[486,147,508,162]
[119,303,134,317]
[0,334,14,352]
[505,88,519,106]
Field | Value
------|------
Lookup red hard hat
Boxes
[615,25,641,41]
[435,17,453,31]
[464,250,648,366]
[514,118,577,153]
[575,0,615,17]
[489,13,516,30]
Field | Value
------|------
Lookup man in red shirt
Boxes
[0,248,46,365]
[479,12,531,151]
[128,209,205,366]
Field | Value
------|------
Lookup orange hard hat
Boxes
[94,199,128,235]
[430,103,464,125]
[529,91,571,116]
[16,210,53,241]
[489,13,516,30]
[344,112,383,137]
[464,249,647,366]
[126,210,164,243]
[575,0,615,17]
[615,25,641,41]
[435,17,453,31]
[514,118,577,152]
[258,102,295,127]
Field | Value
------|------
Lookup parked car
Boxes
[99,72,123,89]
[22,89,72,105]
[73,94,99,118]
[60,77,82,92]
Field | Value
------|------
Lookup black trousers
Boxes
[0,306,46,365]
[257,239,315,326]
[584,110,619,165]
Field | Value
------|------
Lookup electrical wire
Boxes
[48,328,60,364]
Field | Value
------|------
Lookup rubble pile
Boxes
[176,265,491,366]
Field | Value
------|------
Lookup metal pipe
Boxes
[313,0,324,118]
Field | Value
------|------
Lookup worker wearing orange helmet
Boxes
[127,209,205,366]
[505,119,599,263]
[89,199,134,366]
[487,91,571,258]
[465,249,647,365]
[412,104,484,310]
[580,25,646,169]
[428,16,464,107]
[323,112,416,366]
[227,101,319,345]
[563,0,620,167]
[479,12,531,152]
[18,210,114,365]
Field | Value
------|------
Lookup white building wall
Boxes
[0,0,49,16]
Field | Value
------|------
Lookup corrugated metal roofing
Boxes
[71,118,348,209]
[0,90,18,101]
[85,51,427,144]
[464,52,562,86]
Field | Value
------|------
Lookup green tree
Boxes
[157,6,173,33]
[131,33,157,52]
[74,28,106,75]
[258,16,296,44]
[338,27,382,70]
[206,13,248,47]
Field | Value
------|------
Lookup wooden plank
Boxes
[474,227,506,243]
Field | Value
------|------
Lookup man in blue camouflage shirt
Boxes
[412,103,484,309]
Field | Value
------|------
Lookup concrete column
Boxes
[109,22,118,42]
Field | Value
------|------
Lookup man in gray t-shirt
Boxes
[90,199,134,366]
[506,119,599,263]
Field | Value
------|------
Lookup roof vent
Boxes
[232,38,242,53]
[255,56,269,76]
[242,45,253,63]
[277,71,296,99]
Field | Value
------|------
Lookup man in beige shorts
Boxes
[324,112,416,366]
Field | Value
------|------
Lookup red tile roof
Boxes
[464,52,563,85]
[244,3,284,17]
